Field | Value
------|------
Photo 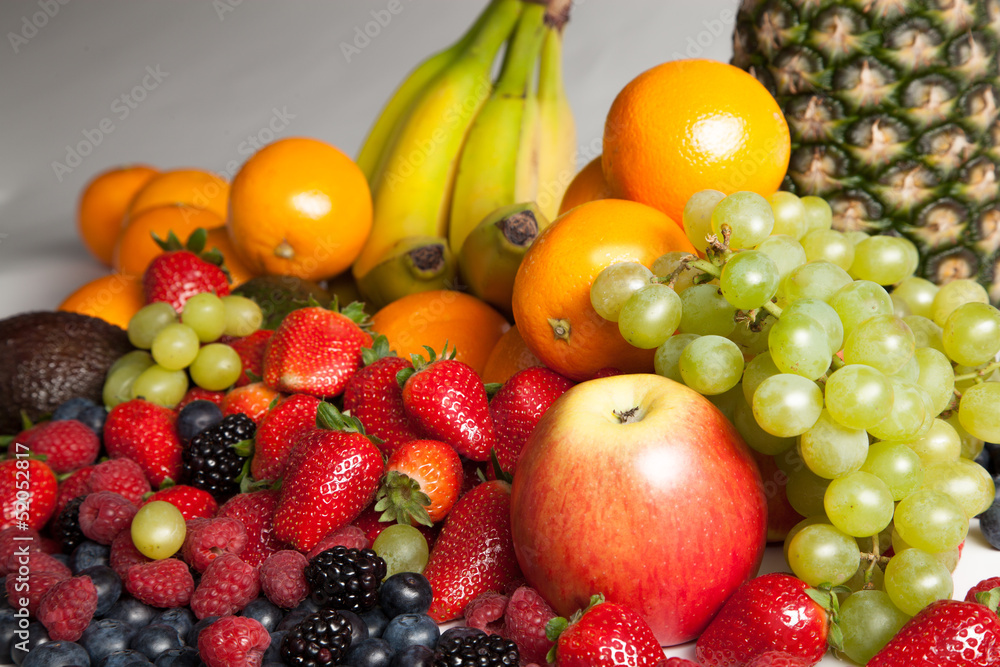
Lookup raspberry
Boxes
[181,516,247,572]
[191,553,261,619]
[36,575,97,641]
[502,585,557,666]
[125,558,195,608]
[4,550,71,579]
[18,419,100,474]
[143,484,219,521]
[198,615,270,667]
[109,529,151,579]
[306,525,370,560]
[216,490,284,568]
[260,550,309,610]
[465,590,509,635]
[54,467,94,516]
[88,458,151,504]
[6,572,67,615]
[0,528,42,576]
[745,651,812,667]
[79,491,138,545]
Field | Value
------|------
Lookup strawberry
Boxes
[250,393,321,483]
[399,346,496,461]
[142,484,218,521]
[143,228,230,311]
[273,404,385,552]
[54,466,94,516]
[103,399,183,487]
[423,479,521,622]
[966,576,1000,603]
[221,383,283,425]
[0,459,58,531]
[488,366,574,476]
[374,438,463,526]
[11,419,100,474]
[263,304,372,398]
[868,588,1000,666]
[547,594,664,667]
[343,335,422,457]
[216,489,285,569]
[221,329,273,387]
[695,572,832,667]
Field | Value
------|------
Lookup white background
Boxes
[1,2,998,663]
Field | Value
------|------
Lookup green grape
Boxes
[767,313,832,380]
[860,441,923,501]
[189,343,243,392]
[824,471,894,537]
[893,277,938,319]
[678,335,744,395]
[897,418,961,466]
[783,516,830,564]
[800,195,833,235]
[884,548,954,616]
[677,284,736,336]
[942,302,1000,367]
[845,230,871,245]
[590,262,655,322]
[151,323,200,371]
[720,250,779,310]
[893,488,969,553]
[900,237,920,277]
[372,523,429,577]
[221,295,264,337]
[131,364,189,408]
[683,189,726,252]
[922,458,996,518]
[707,384,742,424]
[800,410,870,479]
[103,351,155,409]
[842,560,887,599]
[727,315,775,358]
[755,234,807,281]
[891,293,912,317]
[946,412,985,461]
[824,364,893,430]
[891,528,961,572]
[958,381,1000,443]
[787,523,861,587]
[711,191,775,249]
[768,191,807,239]
[653,334,699,383]
[742,351,781,405]
[651,251,701,294]
[128,302,178,349]
[904,315,945,353]
[893,355,920,383]
[839,590,910,665]
[752,374,824,437]
[931,278,990,327]
[829,280,893,342]
[618,283,682,349]
[868,379,930,442]
[912,348,955,416]
[786,465,832,518]
[782,298,844,356]
[733,394,795,455]
[800,229,855,271]
[849,236,917,285]
[181,292,227,343]
[131,501,186,559]
[779,260,853,305]
[843,314,915,375]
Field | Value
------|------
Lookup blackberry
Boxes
[281,607,353,667]
[52,495,87,554]
[305,546,386,613]
[434,629,519,667]
[181,413,255,500]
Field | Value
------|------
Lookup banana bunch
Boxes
[353,0,576,311]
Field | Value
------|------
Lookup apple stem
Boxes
[613,407,641,424]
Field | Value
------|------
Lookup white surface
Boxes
[2,3,999,664]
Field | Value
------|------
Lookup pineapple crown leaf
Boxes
[373,470,434,527]
[361,335,398,367]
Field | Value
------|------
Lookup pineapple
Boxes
[732,0,1000,305]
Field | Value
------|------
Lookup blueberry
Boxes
[80,619,136,664]
[176,401,223,443]
[275,609,311,633]
[340,609,369,646]
[262,630,285,664]
[21,640,91,667]
[292,595,321,614]
[980,491,1000,548]
[103,597,157,628]
[129,623,181,660]
[381,614,439,652]
[976,447,992,473]
[378,573,433,618]
[389,644,435,667]
[51,397,96,422]
[80,566,122,617]
[153,647,199,667]
[240,597,284,633]
[360,606,390,638]
[71,542,111,574]
[0,607,17,657]
[50,553,71,569]
[151,608,195,645]
[98,650,154,667]
[10,621,50,666]
[185,616,218,646]
[344,637,394,667]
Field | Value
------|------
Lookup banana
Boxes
[535,8,577,221]
[353,0,523,281]
[357,235,458,311]
[458,201,551,317]
[355,0,507,183]
[447,1,549,253]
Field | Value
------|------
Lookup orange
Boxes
[113,204,225,277]
[228,137,373,281]
[481,324,542,385]
[78,165,159,266]
[511,198,696,381]
[558,156,612,216]
[205,227,256,288]
[602,59,790,226]
[126,169,230,222]
[58,273,145,329]
[371,290,509,376]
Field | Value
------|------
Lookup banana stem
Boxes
[495,2,548,96]
[544,0,572,29]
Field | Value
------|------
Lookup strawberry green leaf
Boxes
[396,367,416,388]
[484,383,503,400]
[361,335,397,367]
[186,227,208,254]
[340,301,371,328]
[230,439,254,458]
[976,587,1000,613]
[19,411,34,431]
[827,622,844,651]
[157,477,176,491]
[0,436,13,447]
[489,449,513,484]
[545,617,569,644]
[373,471,433,527]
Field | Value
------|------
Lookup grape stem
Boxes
[686,257,721,278]
[953,360,1000,383]
[860,535,889,589]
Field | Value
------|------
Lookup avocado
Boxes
[0,311,133,433]
[232,275,332,329]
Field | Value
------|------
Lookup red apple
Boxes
[510,373,767,646]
